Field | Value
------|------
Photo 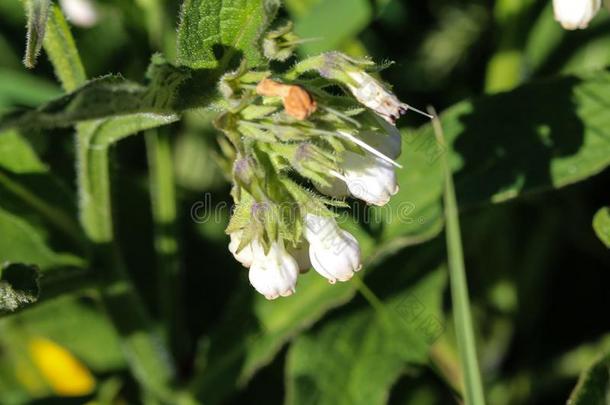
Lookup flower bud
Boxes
[553,0,601,30]
[303,214,361,283]
[263,21,300,62]
[59,0,98,28]
[342,151,398,207]
[233,156,257,187]
[248,241,299,300]
[344,70,410,125]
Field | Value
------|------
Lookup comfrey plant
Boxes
[218,51,431,299]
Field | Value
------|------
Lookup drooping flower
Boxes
[303,214,361,283]
[340,151,399,207]
[248,241,299,300]
[318,120,402,205]
[553,0,601,30]
[59,0,99,28]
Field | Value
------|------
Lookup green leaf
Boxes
[0,207,85,271]
[593,207,610,248]
[568,349,610,405]
[176,0,280,69]
[0,129,83,239]
[385,70,610,245]
[0,68,61,112]
[0,263,40,313]
[23,0,51,69]
[285,0,372,55]
[285,268,447,405]
[0,59,217,132]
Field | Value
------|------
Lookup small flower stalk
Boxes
[219,26,428,299]
[553,0,601,30]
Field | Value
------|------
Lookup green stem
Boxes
[145,129,187,362]
[38,5,186,403]
[430,108,486,405]
[42,4,86,92]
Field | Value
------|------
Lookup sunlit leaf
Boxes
[176,0,280,69]
[285,268,447,405]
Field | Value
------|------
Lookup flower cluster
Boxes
[217,48,427,299]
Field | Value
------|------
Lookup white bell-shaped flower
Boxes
[228,231,255,268]
[303,214,361,283]
[341,151,399,207]
[248,241,299,300]
[553,0,601,30]
[59,0,99,28]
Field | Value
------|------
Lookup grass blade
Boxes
[430,107,486,405]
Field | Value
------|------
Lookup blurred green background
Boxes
[1,0,609,404]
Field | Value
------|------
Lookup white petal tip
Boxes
[280,288,296,297]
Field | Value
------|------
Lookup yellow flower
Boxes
[28,337,95,396]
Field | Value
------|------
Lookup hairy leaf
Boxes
[176,0,280,69]
[23,0,51,69]
[0,60,217,132]
[0,263,40,312]
[286,268,446,405]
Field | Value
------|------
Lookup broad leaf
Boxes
[0,263,40,312]
[593,207,610,248]
[176,0,280,69]
[0,59,217,131]
[0,208,85,271]
[23,0,51,69]
[568,349,610,405]
[285,268,447,405]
